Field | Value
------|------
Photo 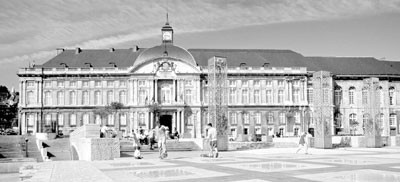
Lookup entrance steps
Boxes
[41,138,72,161]
[0,136,42,162]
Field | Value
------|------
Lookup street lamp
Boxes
[25,137,29,157]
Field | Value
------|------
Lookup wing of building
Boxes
[17,22,400,139]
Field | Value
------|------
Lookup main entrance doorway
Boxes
[160,115,172,131]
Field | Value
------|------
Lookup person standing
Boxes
[173,127,179,142]
[100,125,108,138]
[206,123,218,158]
[296,132,307,154]
[130,130,142,159]
[158,126,168,159]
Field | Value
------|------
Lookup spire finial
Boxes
[166,12,169,24]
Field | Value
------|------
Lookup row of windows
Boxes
[27,113,130,126]
[228,80,303,87]
[228,112,301,125]
[335,86,397,106]
[346,113,397,127]
[39,80,128,88]
[226,89,303,104]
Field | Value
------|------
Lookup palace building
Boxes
[17,21,400,140]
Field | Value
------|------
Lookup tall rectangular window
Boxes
[295,112,301,123]
[268,113,274,124]
[27,114,34,126]
[27,91,35,105]
[120,113,127,126]
[335,88,343,105]
[185,89,192,104]
[69,81,76,87]
[44,81,51,87]
[70,114,77,126]
[57,91,64,105]
[95,115,101,125]
[230,112,237,125]
[278,80,284,87]
[95,91,101,105]
[390,114,396,126]
[119,91,126,104]
[389,87,395,105]
[229,80,236,86]
[83,114,89,125]
[254,80,260,87]
[362,89,368,105]
[255,113,261,125]
[57,81,64,87]
[139,90,146,104]
[107,114,114,125]
[242,89,248,104]
[44,91,51,105]
[69,91,77,105]
[229,88,236,104]
[279,113,286,124]
[107,91,114,104]
[293,89,299,103]
[95,81,101,87]
[58,114,64,126]
[266,80,272,87]
[82,91,89,105]
[107,80,114,87]
[119,81,126,87]
[139,113,145,125]
[45,114,51,126]
[266,90,272,103]
[243,113,249,124]
[278,90,284,103]
[82,81,89,87]
[307,88,313,104]
[349,87,355,105]
[254,90,260,104]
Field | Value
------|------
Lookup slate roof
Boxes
[39,46,400,76]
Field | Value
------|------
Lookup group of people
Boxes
[296,132,313,154]
[100,125,118,138]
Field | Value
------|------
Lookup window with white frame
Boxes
[119,80,126,87]
[69,81,76,87]
[362,88,368,105]
[27,91,34,105]
[229,88,236,104]
[95,115,101,125]
[349,113,357,127]
[82,81,89,87]
[266,80,272,87]
[107,91,114,104]
[57,81,64,87]
[255,113,261,125]
[27,114,34,126]
[242,89,248,104]
[107,114,114,125]
[45,114,51,126]
[83,114,89,125]
[185,80,192,86]
[139,113,145,125]
[58,114,64,126]
[268,113,274,124]
[44,81,51,87]
[70,114,77,126]
[389,87,395,105]
[362,114,369,128]
[95,91,101,105]
[229,80,236,86]
[119,91,126,104]
[95,81,102,87]
[243,113,249,124]
[44,91,51,105]
[349,87,355,105]
[266,90,272,103]
[390,114,396,126]
[187,115,193,125]
[242,80,248,86]
[185,89,192,104]
[139,90,146,104]
[294,112,301,123]
[230,112,237,125]
[57,91,64,105]
[161,86,171,104]
[293,80,300,86]
[307,88,313,104]
[378,87,384,105]
[254,80,260,87]
[138,80,145,86]
[278,80,284,87]
[69,91,77,105]
[335,87,343,105]
[278,90,284,103]
[82,91,89,105]
[120,113,127,126]
[293,89,300,103]
[279,113,286,124]
[107,80,114,87]
[254,90,260,104]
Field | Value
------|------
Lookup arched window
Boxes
[389,87,395,105]
[69,91,76,105]
[378,86,384,105]
[107,91,114,104]
[95,91,101,105]
[348,87,355,105]
[390,114,397,126]
[44,91,52,105]
[27,91,34,105]
[362,88,368,105]
[119,91,126,105]
[57,91,64,105]
[82,91,89,105]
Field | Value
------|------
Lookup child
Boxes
[158,126,168,159]
[130,130,142,159]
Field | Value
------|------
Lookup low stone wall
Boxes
[0,158,36,173]
[70,124,120,161]
[331,135,400,148]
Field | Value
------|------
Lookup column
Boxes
[150,112,154,129]
[172,112,176,131]
[197,79,201,104]
[177,80,180,102]
[133,80,138,105]
[181,109,185,135]
[133,111,138,132]
[177,111,181,135]
[172,80,175,103]
[155,79,158,103]
[196,111,201,138]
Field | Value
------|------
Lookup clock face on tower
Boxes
[162,31,172,41]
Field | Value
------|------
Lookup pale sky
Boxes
[1,0,400,90]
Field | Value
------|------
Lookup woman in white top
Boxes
[158,126,168,159]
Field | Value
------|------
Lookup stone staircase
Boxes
[41,138,72,161]
[0,135,42,162]
[120,139,200,152]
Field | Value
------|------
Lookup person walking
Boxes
[158,126,168,159]
[130,130,142,159]
[206,123,218,158]
[296,132,307,154]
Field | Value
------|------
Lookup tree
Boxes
[93,107,111,125]
[0,85,17,129]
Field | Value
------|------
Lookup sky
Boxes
[1,0,400,91]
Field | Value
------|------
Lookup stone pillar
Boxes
[177,111,181,134]
[150,112,154,129]
[196,111,201,138]
[172,112,176,131]
[155,79,158,103]
[364,78,382,148]
[181,110,185,135]
[312,71,333,149]
[133,80,138,105]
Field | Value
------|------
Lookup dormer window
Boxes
[240,63,247,70]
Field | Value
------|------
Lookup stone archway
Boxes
[71,145,79,160]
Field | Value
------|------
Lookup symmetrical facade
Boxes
[17,22,400,139]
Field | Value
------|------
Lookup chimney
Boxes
[75,47,81,54]
[109,48,115,52]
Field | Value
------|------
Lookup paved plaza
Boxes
[23,147,400,182]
